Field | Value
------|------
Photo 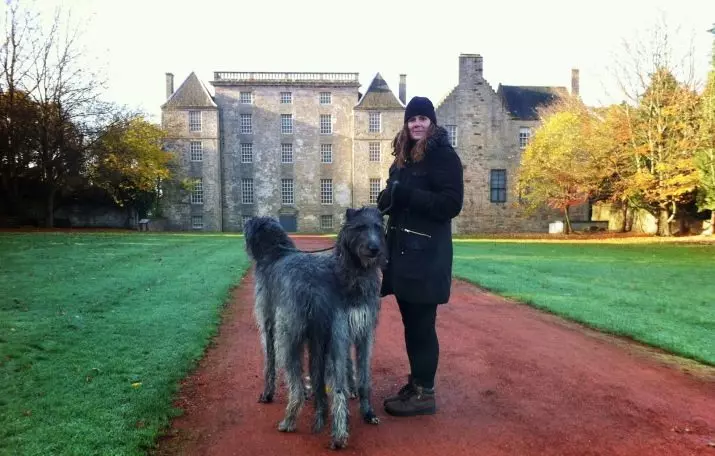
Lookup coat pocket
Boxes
[395,229,434,279]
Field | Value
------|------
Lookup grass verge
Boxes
[0,232,250,456]
[452,240,715,366]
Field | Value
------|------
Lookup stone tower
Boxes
[160,72,220,231]
[352,73,405,208]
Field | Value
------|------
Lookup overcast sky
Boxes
[9,0,715,122]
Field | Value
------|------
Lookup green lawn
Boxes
[453,240,715,366]
[0,232,250,456]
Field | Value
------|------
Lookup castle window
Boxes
[189,111,201,132]
[369,112,381,133]
[240,114,252,134]
[320,179,333,204]
[191,215,203,229]
[281,114,293,134]
[320,144,333,163]
[519,127,531,149]
[490,169,507,203]
[320,214,333,230]
[190,141,203,161]
[369,142,380,162]
[239,92,253,104]
[191,178,203,204]
[240,143,253,163]
[281,143,293,163]
[280,92,292,104]
[369,178,381,204]
[447,125,458,147]
[281,178,294,205]
[320,92,332,105]
[242,178,254,204]
[320,114,332,135]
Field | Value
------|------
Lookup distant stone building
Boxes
[160,54,583,233]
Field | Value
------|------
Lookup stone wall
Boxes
[215,85,358,232]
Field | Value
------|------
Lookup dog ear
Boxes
[345,208,357,219]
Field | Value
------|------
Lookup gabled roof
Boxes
[354,73,404,110]
[161,72,217,109]
[497,85,567,121]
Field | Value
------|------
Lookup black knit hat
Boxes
[404,96,437,125]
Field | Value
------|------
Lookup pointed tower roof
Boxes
[354,73,404,110]
[161,72,217,109]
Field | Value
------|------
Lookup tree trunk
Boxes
[46,188,56,228]
[620,203,628,232]
[657,207,671,236]
[564,206,572,234]
[710,210,715,237]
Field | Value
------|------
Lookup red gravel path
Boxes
[154,236,715,456]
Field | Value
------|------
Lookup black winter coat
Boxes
[377,126,464,305]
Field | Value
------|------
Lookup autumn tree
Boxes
[623,68,701,236]
[607,17,702,236]
[589,103,640,231]
[516,97,605,234]
[88,115,171,219]
[694,29,715,234]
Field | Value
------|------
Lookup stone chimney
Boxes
[166,72,174,99]
[399,74,407,104]
[571,68,580,96]
[459,54,483,85]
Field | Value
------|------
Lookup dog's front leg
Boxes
[327,324,350,449]
[355,333,379,425]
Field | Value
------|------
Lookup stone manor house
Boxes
[160,53,583,233]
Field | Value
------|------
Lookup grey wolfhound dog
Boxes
[243,207,386,449]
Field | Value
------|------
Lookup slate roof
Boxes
[161,72,217,109]
[497,85,567,120]
[354,73,404,110]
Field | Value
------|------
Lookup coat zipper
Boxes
[400,227,432,238]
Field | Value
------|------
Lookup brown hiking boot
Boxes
[383,385,437,417]
[383,375,416,406]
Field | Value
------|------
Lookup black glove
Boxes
[391,181,412,208]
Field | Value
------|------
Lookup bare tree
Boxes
[1,0,108,226]
[608,13,699,105]
[0,0,42,213]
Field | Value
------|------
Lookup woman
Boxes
[377,96,464,416]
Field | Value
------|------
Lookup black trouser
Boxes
[396,298,439,390]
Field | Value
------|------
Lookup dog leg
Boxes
[328,327,350,449]
[346,349,358,400]
[356,334,379,425]
[255,288,275,403]
[277,342,305,433]
[310,340,328,433]
[259,318,276,403]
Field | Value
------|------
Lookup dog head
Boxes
[337,206,387,269]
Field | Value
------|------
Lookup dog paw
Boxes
[277,420,296,433]
[363,411,380,425]
[258,392,273,403]
[329,437,348,450]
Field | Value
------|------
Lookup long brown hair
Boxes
[391,123,436,168]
